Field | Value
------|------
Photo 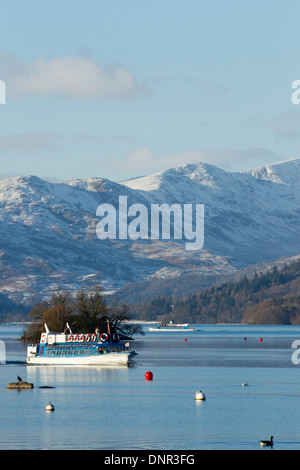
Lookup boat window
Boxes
[43,344,101,357]
[109,345,123,352]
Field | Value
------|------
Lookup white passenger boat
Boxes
[27,323,137,366]
[148,321,194,332]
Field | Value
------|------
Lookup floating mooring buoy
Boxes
[45,402,55,412]
[145,371,153,381]
[194,390,206,400]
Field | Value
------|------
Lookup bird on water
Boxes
[260,436,274,447]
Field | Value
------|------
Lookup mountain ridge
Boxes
[0,157,300,305]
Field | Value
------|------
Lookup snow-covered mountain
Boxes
[1,158,300,304]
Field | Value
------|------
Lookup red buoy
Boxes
[145,371,153,381]
[259,338,263,342]
[244,337,247,341]
[184,338,187,342]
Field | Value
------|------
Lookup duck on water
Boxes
[260,436,274,447]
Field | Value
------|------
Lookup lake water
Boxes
[1,323,300,451]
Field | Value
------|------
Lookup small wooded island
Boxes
[21,286,144,342]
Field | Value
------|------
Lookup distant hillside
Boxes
[1,158,300,305]
[129,260,300,324]
[0,292,29,322]
[113,254,300,305]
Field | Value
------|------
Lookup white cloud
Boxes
[1,54,149,99]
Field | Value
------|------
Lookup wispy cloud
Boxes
[267,109,300,140]
[146,73,228,97]
[99,146,280,181]
[0,54,150,99]
[0,132,61,152]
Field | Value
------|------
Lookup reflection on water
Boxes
[26,364,131,385]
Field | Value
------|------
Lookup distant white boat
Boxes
[149,321,194,332]
[27,323,137,366]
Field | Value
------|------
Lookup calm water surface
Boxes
[1,323,300,450]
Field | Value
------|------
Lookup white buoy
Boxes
[45,402,55,412]
[194,390,206,400]
[242,383,248,387]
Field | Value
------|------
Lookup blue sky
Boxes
[0,0,300,181]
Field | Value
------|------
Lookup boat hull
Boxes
[148,327,194,332]
[148,321,194,332]
[27,351,136,366]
